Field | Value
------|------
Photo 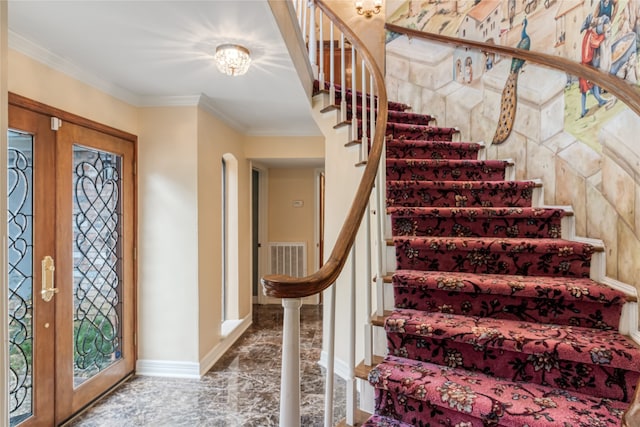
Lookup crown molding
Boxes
[9,30,141,106]
[197,94,247,132]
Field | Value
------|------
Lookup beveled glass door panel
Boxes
[72,146,123,386]
[8,105,57,427]
[7,99,135,426]
[55,122,135,424]
[8,131,35,425]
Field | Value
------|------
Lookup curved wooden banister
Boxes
[262,0,388,299]
[386,23,640,118]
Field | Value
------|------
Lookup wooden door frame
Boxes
[7,104,57,427]
[251,163,270,306]
[6,93,138,426]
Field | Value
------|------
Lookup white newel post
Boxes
[280,298,302,427]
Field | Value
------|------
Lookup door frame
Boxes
[255,164,321,306]
[1,3,9,425]
[251,163,270,305]
[5,93,138,426]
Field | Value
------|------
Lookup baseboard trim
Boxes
[135,359,201,379]
[319,351,351,380]
[199,314,252,376]
[136,314,252,379]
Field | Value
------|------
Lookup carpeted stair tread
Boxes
[392,270,626,329]
[386,159,509,181]
[387,139,483,160]
[369,355,628,426]
[385,122,459,141]
[386,179,540,208]
[361,414,414,427]
[384,309,640,402]
[388,206,565,238]
[394,236,597,277]
[354,120,459,141]
[385,309,640,373]
[314,81,411,111]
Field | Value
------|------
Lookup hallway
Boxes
[66,304,345,427]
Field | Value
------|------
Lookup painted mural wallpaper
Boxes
[387,0,640,151]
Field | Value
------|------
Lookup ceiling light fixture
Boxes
[214,44,251,76]
[355,0,382,18]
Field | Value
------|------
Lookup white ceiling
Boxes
[7,0,322,136]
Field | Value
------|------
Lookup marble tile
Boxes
[66,305,346,427]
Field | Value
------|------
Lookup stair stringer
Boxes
[311,91,389,394]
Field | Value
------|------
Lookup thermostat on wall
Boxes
[292,200,304,208]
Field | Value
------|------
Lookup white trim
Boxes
[314,168,324,273]
[198,94,247,133]
[245,127,323,137]
[9,30,140,106]
[319,351,351,380]
[621,302,638,336]
[601,276,638,298]
[135,360,201,379]
[135,313,251,379]
[200,314,252,376]
[139,95,201,107]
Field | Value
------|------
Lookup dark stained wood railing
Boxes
[385,23,640,118]
[261,0,388,299]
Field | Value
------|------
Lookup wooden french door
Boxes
[7,97,136,426]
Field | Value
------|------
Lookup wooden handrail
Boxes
[262,0,388,299]
[386,23,640,118]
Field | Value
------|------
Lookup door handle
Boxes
[41,255,58,302]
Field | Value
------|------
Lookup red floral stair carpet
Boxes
[355,95,639,426]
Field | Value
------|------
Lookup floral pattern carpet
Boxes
[353,90,639,426]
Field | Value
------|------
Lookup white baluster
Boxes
[361,61,367,162]
[376,143,386,317]
[323,283,336,427]
[308,1,318,79]
[367,74,375,161]
[365,200,373,366]
[346,245,357,425]
[351,44,357,142]
[280,298,302,427]
[318,11,324,87]
[340,33,347,122]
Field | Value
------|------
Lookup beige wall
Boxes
[244,135,324,162]
[268,168,317,275]
[325,0,385,70]
[137,106,200,362]
[6,48,258,374]
[197,107,252,360]
[8,50,139,134]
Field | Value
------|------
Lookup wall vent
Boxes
[268,242,306,278]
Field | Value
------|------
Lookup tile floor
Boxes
[65,304,346,427]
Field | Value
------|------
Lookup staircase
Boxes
[337,92,640,426]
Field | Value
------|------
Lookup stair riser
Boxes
[348,109,436,126]
[387,184,538,208]
[385,211,575,240]
[390,215,563,238]
[393,286,623,330]
[386,163,507,181]
[394,240,594,277]
[375,389,484,427]
[386,333,639,402]
[386,128,457,141]
[386,144,481,160]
